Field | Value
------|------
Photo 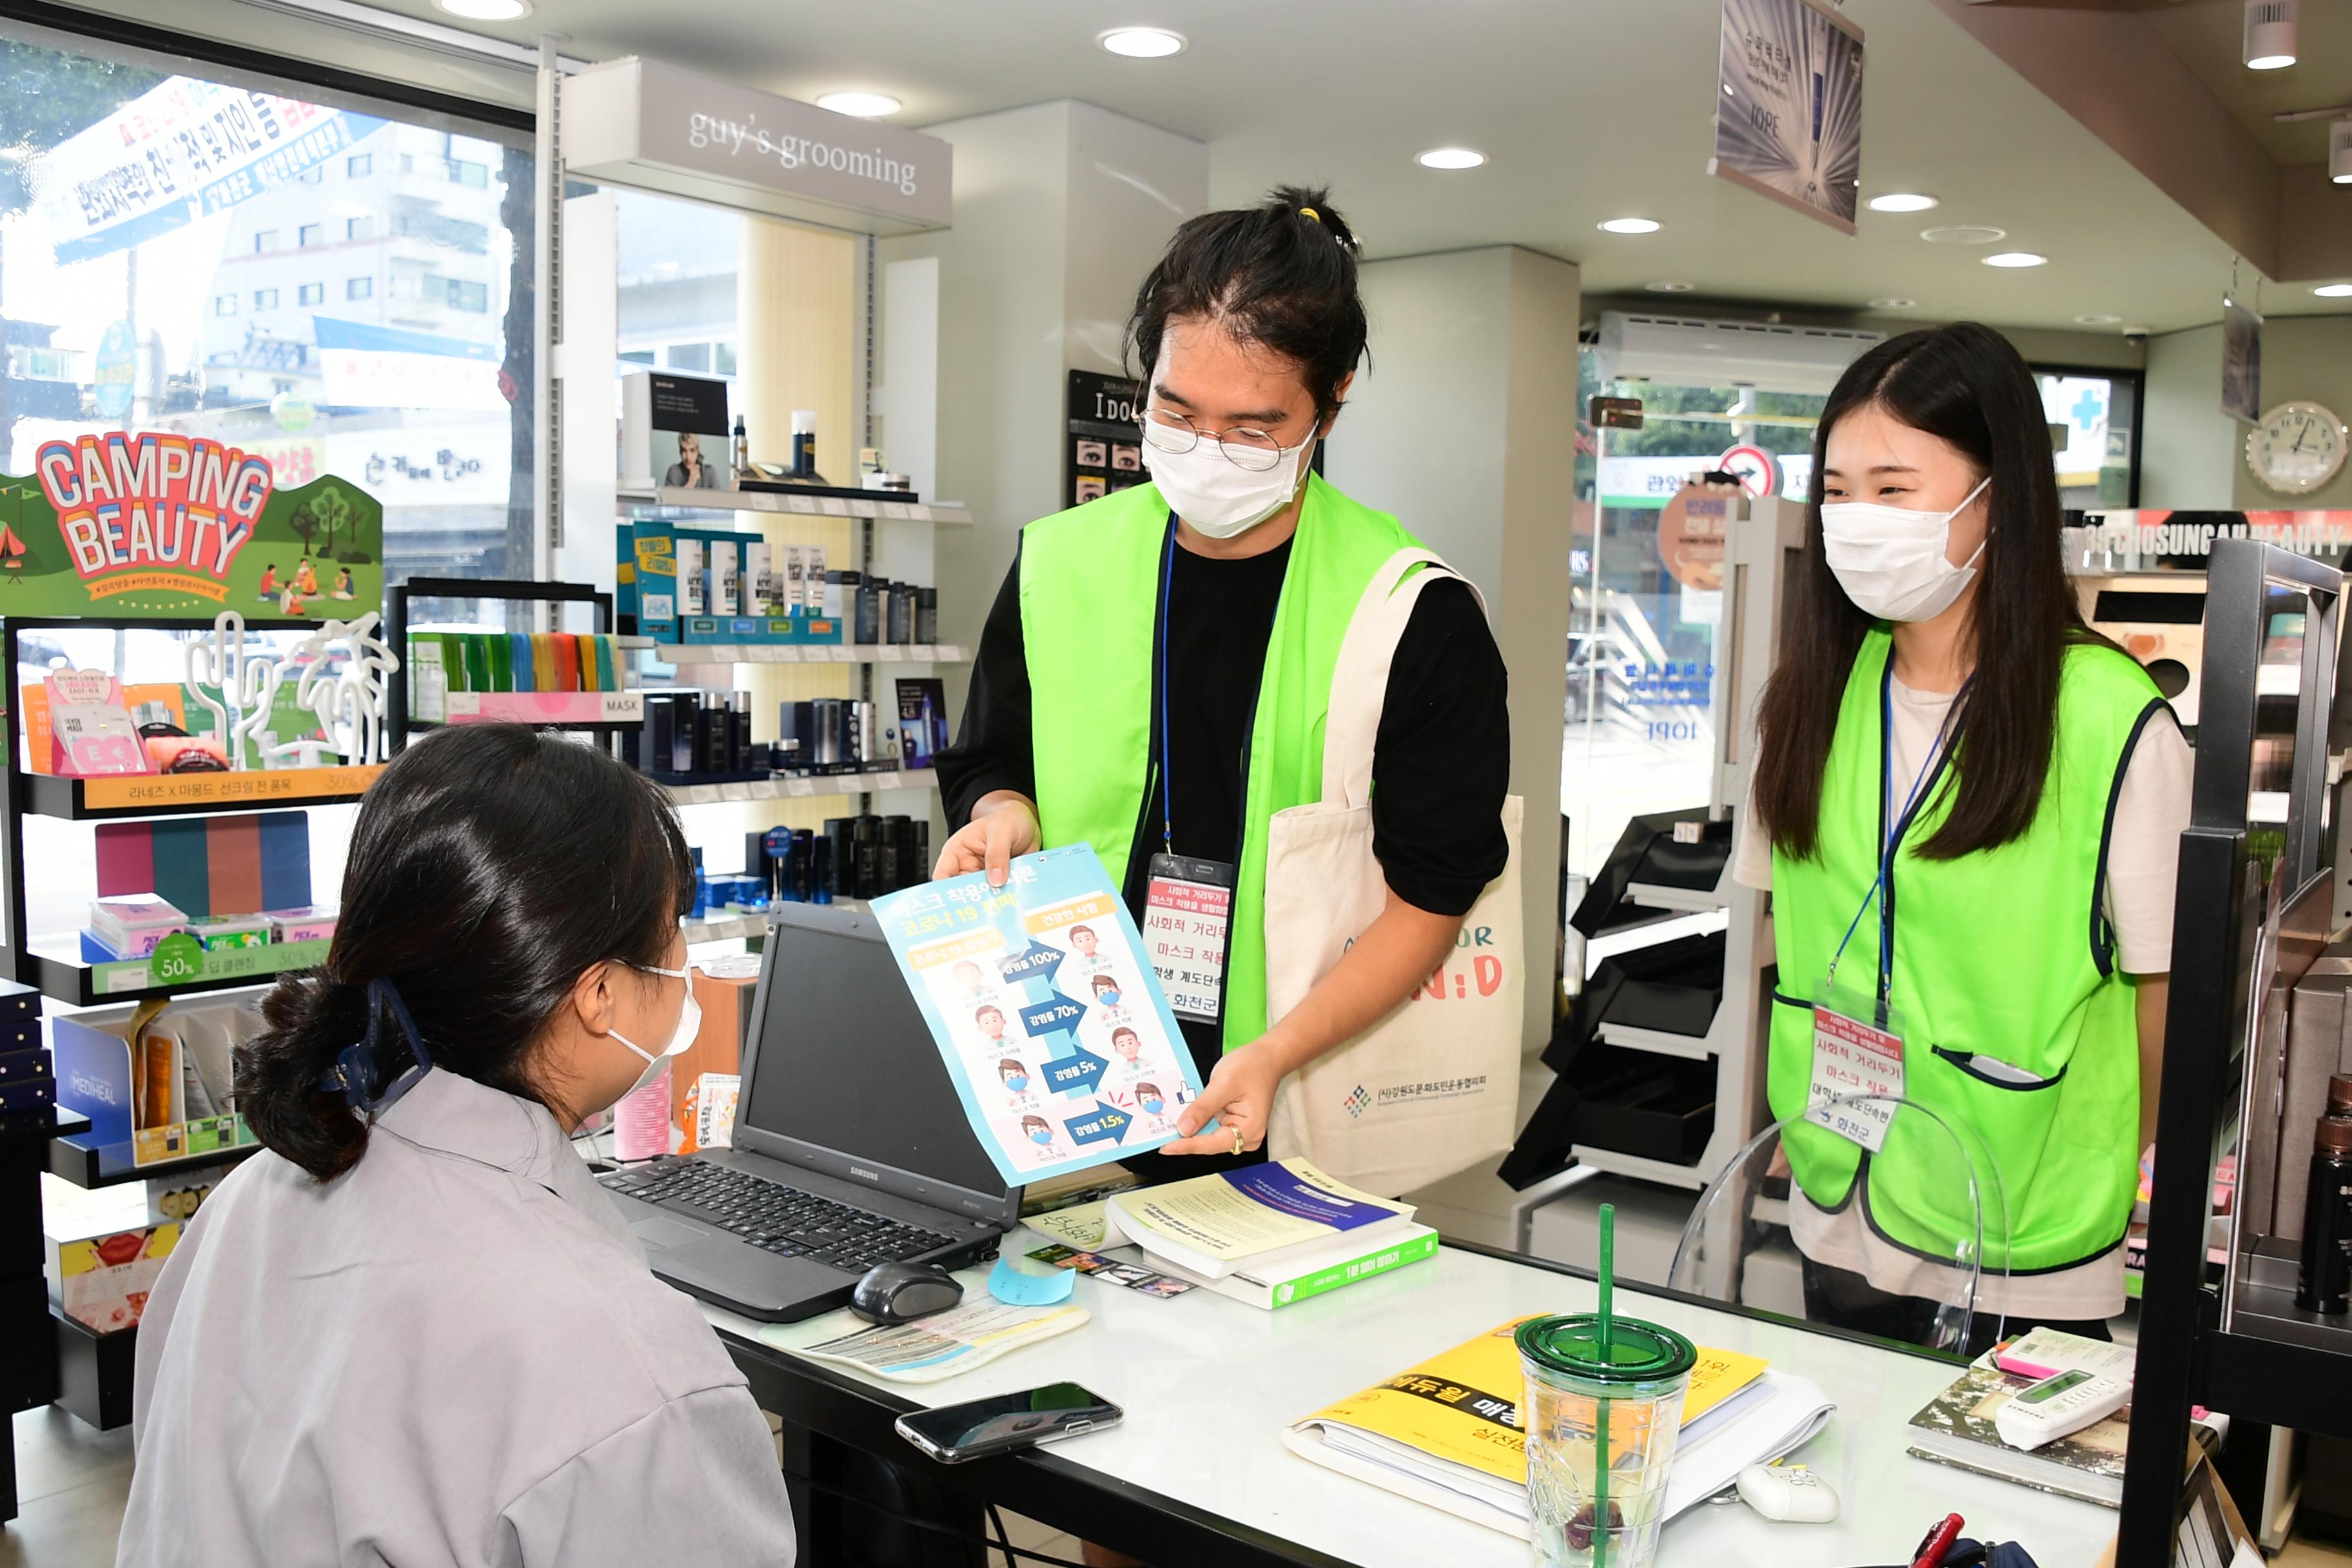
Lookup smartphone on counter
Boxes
[894,1382,1124,1464]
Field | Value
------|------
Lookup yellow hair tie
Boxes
[1300,207,1321,223]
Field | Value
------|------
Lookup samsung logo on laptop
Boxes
[850,1166,880,1182]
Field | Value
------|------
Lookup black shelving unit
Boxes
[2121,540,2352,1564]
[384,576,618,754]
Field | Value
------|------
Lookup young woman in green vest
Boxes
[1738,322,2191,1350]
[934,186,1511,1177]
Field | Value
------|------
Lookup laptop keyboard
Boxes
[601,1159,958,1274]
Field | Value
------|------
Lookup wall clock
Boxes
[2246,400,2348,496]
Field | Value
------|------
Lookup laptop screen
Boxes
[739,907,1010,1214]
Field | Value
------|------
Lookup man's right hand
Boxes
[932,792,1041,886]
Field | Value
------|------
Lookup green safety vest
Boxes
[1768,627,2168,1275]
[1019,474,1419,1054]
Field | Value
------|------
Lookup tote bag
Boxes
[1264,548,1525,1197]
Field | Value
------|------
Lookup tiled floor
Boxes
[2,1408,133,1568]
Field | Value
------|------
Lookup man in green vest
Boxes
[934,186,1512,1179]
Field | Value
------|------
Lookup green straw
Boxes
[1596,1202,1614,1568]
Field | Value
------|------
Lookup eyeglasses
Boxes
[1138,404,1305,473]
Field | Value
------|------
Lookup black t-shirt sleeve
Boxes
[934,544,1034,830]
[1369,577,1512,917]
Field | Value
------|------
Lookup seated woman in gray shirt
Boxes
[119,725,796,1568]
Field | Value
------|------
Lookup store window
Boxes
[1565,348,1825,877]
[667,342,710,372]
[0,23,538,612]
[2035,368,2141,511]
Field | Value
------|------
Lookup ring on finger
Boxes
[1230,1124,1245,1157]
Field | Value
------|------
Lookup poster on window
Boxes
[1709,0,1865,236]
[0,433,382,620]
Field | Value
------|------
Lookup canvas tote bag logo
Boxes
[1264,549,1524,1196]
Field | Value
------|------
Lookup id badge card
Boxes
[1141,852,1233,1023]
[1806,980,1906,1153]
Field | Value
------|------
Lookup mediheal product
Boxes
[87,894,189,959]
[188,917,271,952]
[266,906,339,943]
[707,536,740,617]
[783,547,804,620]
[676,535,707,618]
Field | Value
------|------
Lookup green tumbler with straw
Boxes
[1516,1204,1696,1568]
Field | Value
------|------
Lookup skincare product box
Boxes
[86,895,189,960]
[188,917,271,952]
[267,906,338,945]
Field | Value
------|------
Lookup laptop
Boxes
[598,903,1021,1322]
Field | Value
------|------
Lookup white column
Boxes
[1327,247,1581,1053]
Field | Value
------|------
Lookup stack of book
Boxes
[1106,1159,1440,1310]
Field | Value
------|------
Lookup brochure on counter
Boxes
[870,845,1205,1186]
[1283,1317,1833,1538]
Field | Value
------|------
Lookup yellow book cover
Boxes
[1295,1316,1767,1486]
[530,634,558,692]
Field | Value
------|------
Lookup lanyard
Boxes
[1825,667,1973,1017]
[1155,520,1177,854]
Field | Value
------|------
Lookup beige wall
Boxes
[2142,315,2352,511]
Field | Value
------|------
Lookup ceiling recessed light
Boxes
[2074,313,2122,325]
[1921,224,2006,245]
[2243,0,2297,68]
[816,91,902,118]
[1983,251,2048,268]
[1867,193,1938,213]
[1099,26,1186,57]
[1599,217,1661,235]
[1869,297,1917,309]
[1416,147,1485,170]
[435,0,531,17]
[2317,283,2352,298]
[1645,280,1694,293]
[2331,117,2351,183]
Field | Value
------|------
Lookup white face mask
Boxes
[608,962,699,1101]
[1819,475,1992,623]
[1141,433,1310,540]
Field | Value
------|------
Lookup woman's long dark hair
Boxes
[237,725,695,1181]
[1753,322,2091,862]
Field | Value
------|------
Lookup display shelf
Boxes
[652,643,967,667]
[683,899,872,946]
[663,769,938,806]
[1569,1144,1709,1191]
[1594,1021,1715,1062]
[48,1125,257,1190]
[409,718,643,736]
[23,936,331,1006]
[618,487,973,525]
[23,765,385,821]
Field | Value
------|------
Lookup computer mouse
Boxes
[852,1260,965,1325]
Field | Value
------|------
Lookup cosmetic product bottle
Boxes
[762,827,794,903]
[888,582,915,645]
[2331,1073,2352,1118]
[706,694,734,773]
[875,818,901,893]
[732,415,750,481]
[853,816,881,900]
[809,836,832,905]
[733,690,753,772]
[791,409,818,478]
[916,587,938,645]
[854,700,880,765]
[825,570,849,621]
[823,818,854,899]
[856,577,884,645]
[2298,1114,2352,1315]
[791,828,816,902]
[811,700,844,767]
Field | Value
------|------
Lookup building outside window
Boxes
[0,24,538,611]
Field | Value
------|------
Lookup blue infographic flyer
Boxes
[870,845,1206,1186]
